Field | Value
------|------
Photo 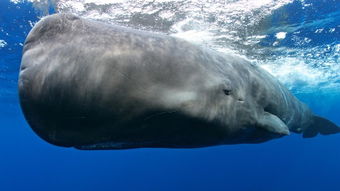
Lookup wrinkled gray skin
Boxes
[19,14,339,149]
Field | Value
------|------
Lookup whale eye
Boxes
[223,89,232,96]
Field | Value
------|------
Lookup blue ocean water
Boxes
[0,0,339,191]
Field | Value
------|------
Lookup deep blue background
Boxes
[0,0,339,191]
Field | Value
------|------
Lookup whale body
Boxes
[18,14,340,149]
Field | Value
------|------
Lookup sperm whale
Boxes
[18,13,340,149]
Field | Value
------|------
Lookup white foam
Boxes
[275,32,287,39]
[0,40,7,48]
[10,0,21,4]
[10,0,40,4]
[259,50,340,93]
[84,0,125,5]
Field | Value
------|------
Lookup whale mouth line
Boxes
[75,142,148,150]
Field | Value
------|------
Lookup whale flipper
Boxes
[257,112,290,135]
[303,116,340,138]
